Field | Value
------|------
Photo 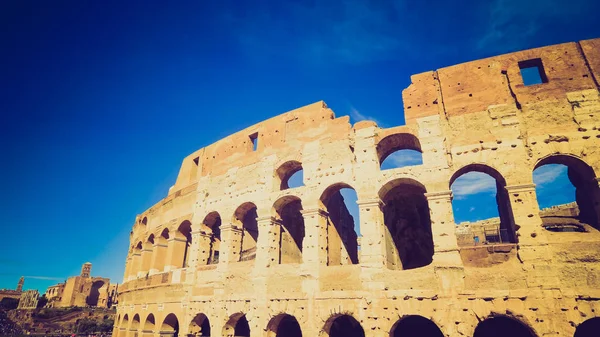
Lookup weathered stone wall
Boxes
[114,38,600,337]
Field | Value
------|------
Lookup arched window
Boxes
[177,221,192,268]
[223,313,250,337]
[161,313,179,337]
[322,314,364,337]
[277,160,304,190]
[274,196,305,264]
[450,164,516,246]
[574,317,600,337]
[533,155,600,231]
[320,183,360,265]
[130,314,140,335]
[379,178,433,270]
[143,314,156,335]
[377,133,423,170]
[189,313,211,336]
[203,212,222,265]
[267,313,302,337]
[389,315,443,337]
[473,315,536,337]
[234,203,259,261]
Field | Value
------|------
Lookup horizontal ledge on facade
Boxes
[424,190,453,200]
[300,208,329,217]
[220,224,242,232]
[505,183,537,193]
[152,243,168,248]
[356,198,384,208]
[167,237,188,243]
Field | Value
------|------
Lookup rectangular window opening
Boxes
[518,58,548,86]
[249,132,258,151]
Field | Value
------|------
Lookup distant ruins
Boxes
[44,262,119,309]
[0,277,24,304]
[114,38,600,337]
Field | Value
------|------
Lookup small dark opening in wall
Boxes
[518,58,548,86]
[249,132,258,151]
[193,157,199,165]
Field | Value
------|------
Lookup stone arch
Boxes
[143,313,156,335]
[276,160,304,190]
[189,313,211,336]
[266,313,302,337]
[533,154,600,229]
[377,132,423,169]
[379,178,433,270]
[574,317,600,337]
[319,183,360,265]
[177,220,193,268]
[273,195,305,264]
[223,312,250,337]
[450,163,517,244]
[473,315,537,337]
[121,314,129,335]
[389,315,443,337]
[202,211,222,265]
[130,314,141,334]
[321,313,365,337]
[160,313,180,337]
[233,202,259,261]
[86,280,105,306]
[142,216,148,225]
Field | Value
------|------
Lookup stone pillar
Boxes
[118,327,127,337]
[150,240,167,275]
[138,246,153,278]
[300,208,328,269]
[188,230,202,269]
[219,224,243,266]
[254,216,281,272]
[505,184,546,246]
[140,330,154,337]
[164,237,187,272]
[123,256,132,282]
[425,191,462,266]
[196,231,214,265]
[128,329,139,337]
[131,251,142,280]
[426,190,464,296]
[357,198,387,269]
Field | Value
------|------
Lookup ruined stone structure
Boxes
[114,39,600,337]
[45,263,119,308]
[17,290,39,310]
[0,277,24,303]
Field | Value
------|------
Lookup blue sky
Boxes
[1,0,598,292]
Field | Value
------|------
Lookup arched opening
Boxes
[160,313,179,337]
[473,315,536,337]
[320,183,360,265]
[277,160,304,190]
[379,178,433,270]
[189,313,211,336]
[450,164,516,246]
[274,196,305,264]
[574,317,600,337]
[85,280,105,306]
[203,212,222,265]
[142,217,148,225]
[267,313,302,337]
[534,155,600,231]
[143,314,156,335]
[177,221,193,268]
[132,241,143,278]
[234,203,259,261]
[223,313,250,337]
[121,314,129,334]
[130,314,141,334]
[389,315,443,337]
[377,133,423,170]
[161,228,170,240]
[322,314,364,337]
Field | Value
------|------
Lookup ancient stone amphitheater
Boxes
[114,39,600,337]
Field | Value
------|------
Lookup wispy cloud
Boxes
[382,150,423,169]
[25,276,65,281]
[451,172,497,199]
[476,0,591,52]
[349,106,384,126]
[533,164,567,187]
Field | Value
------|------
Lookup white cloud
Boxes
[469,206,476,212]
[349,106,383,126]
[383,150,422,168]
[451,172,497,199]
[533,164,567,187]
[25,276,65,281]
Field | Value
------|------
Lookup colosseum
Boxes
[114,38,600,337]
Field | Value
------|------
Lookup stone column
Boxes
[504,183,546,246]
[254,216,281,272]
[139,246,153,278]
[150,240,167,275]
[195,230,214,266]
[131,251,142,280]
[357,198,387,269]
[300,208,328,269]
[425,191,462,266]
[164,237,187,272]
[219,224,243,266]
